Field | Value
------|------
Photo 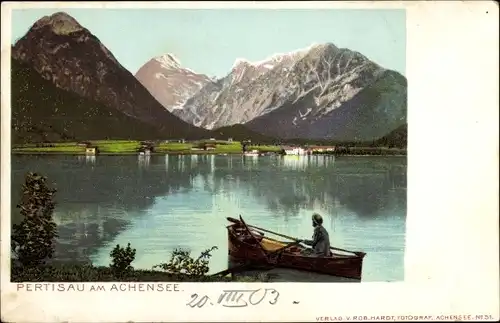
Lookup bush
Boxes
[109,243,136,278]
[153,246,218,277]
[11,172,58,267]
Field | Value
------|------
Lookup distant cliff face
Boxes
[177,48,308,128]
[135,54,211,112]
[11,12,209,139]
[174,43,407,140]
[246,69,407,141]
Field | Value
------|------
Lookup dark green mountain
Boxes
[11,58,166,144]
[374,124,407,148]
[11,12,210,142]
[211,124,277,144]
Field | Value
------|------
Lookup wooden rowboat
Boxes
[226,216,366,280]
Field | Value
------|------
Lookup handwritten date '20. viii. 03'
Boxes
[186,288,280,308]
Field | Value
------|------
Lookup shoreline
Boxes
[12,139,406,157]
[11,151,243,156]
[10,263,259,282]
[11,151,407,157]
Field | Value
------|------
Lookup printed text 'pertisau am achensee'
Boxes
[16,283,182,292]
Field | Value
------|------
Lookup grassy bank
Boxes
[12,140,246,155]
[10,263,263,282]
[12,140,406,156]
[247,145,282,153]
[334,147,407,156]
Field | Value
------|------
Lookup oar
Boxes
[227,216,297,241]
[226,216,366,257]
[210,240,302,277]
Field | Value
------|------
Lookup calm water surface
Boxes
[11,154,407,282]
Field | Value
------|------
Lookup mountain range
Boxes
[135,54,212,112]
[11,12,210,143]
[160,44,407,141]
[11,12,407,145]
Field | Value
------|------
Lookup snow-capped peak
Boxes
[155,53,182,69]
[229,42,332,72]
[231,58,252,69]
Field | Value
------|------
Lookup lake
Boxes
[11,154,407,282]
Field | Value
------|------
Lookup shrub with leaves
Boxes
[153,246,218,277]
[109,243,136,278]
[11,172,58,267]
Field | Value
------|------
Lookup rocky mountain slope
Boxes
[11,58,164,144]
[135,54,211,112]
[246,68,407,141]
[11,12,209,140]
[177,48,308,128]
[174,43,407,141]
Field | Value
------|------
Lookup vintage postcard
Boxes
[1,1,498,322]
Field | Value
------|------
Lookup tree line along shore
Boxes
[11,139,407,156]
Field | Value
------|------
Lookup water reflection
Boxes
[278,155,336,171]
[11,155,406,273]
[138,155,151,169]
[52,204,130,263]
[77,155,96,165]
[11,155,212,263]
[210,156,406,219]
[12,154,406,221]
[242,155,260,168]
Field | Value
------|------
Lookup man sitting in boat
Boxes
[301,213,331,257]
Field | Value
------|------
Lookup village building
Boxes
[79,141,99,155]
[85,147,97,155]
[307,145,336,154]
[204,143,217,151]
[138,142,155,156]
[138,147,152,156]
[282,146,307,156]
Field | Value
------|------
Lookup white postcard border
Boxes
[1,1,499,322]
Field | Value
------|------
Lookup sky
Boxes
[11,8,406,78]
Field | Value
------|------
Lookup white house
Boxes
[85,147,97,155]
[283,146,306,156]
